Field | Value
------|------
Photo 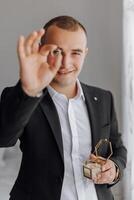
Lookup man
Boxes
[0,16,127,200]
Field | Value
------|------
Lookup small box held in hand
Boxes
[83,139,113,179]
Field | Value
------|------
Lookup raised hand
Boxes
[17,29,62,96]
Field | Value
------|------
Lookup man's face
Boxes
[44,25,88,88]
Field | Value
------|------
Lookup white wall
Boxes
[123,0,134,199]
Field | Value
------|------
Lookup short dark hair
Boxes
[40,15,87,46]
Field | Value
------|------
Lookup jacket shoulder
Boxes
[81,82,112,97]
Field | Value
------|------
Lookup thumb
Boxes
[49,50,62,73]
[90,154,97,161]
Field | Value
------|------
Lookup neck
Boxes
[50,82,77,99]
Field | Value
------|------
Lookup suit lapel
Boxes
[39,84,102,160]
[40,90,64,162]
[82,84,102,152]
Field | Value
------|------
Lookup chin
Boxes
[52,78,77,88]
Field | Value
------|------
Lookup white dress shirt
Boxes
[47,80,98,200]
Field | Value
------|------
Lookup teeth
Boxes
[58,71,73,74]
[59,71,65,74]
[59,72,69,74]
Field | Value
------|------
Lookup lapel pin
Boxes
[94,96,98,101]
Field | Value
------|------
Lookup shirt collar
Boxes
[47,79,85,101]
[76,79,85,101]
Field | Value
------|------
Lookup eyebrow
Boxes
[58,47,83,53]
[72,49,83,53]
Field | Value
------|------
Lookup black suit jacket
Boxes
[0,82,127,200]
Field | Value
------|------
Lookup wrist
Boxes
[113,163,120,182]
[109,162,120,185]
[21,85,43,97]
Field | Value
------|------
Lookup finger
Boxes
[89,154,97,161]
[32,29,45,54]
[89,154,103,163]
[17,35,26,60]
[40,45,58,57]
[51,50,62,72]
[96,176,114,184]
[48,49,62,65]
[95,167,115,184]
[102,160,114,172]
[94,171,112,184]
[24,31,38,56]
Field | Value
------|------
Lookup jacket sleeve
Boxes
[108,91,127,186]
[0,81,44,147]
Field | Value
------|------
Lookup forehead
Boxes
[44,25,87,49]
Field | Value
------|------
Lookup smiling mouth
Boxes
[57,70,74,75]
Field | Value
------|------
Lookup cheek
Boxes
[74,57,84,69]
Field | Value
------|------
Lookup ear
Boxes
[84,47,88,57]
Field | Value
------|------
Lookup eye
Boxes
[52,49,61,56]
[72,52,81,56]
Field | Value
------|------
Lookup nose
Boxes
[61,54,71,68]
